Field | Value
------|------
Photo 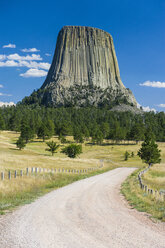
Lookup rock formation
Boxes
[25,26,137,107]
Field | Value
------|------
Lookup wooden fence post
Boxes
[1,172,4,180]
[14,170,17,178]
[8,171,11,180]
[159,192,164,201]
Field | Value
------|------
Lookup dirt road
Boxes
[0,168,165,248]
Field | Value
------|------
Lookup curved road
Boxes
[0,168,165,248]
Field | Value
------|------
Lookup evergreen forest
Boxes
[0,104,165,143]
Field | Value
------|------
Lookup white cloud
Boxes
[21,48,40,52]
[137,102,141,109]
[20,68,47,78]
[18,61,50,70]
[45,53,51,56]
[142,106,156,113]
[0,84,3,88]
[0,55,6,60]
[0,52,50,77]
[3,44,16,48]
[0,101,15,107]
[7,53,42,61]
[140,81,165,88]
[157,104,165,108]
[32,62,50,70]
[0,92,12,96]
[0,59,50,70]
[0,60,19,67]
[137,102,156,113]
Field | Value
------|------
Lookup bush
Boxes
[124,151,130,161]
[61,144,82,158]
[131,152,134,157]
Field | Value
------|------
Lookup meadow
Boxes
[0,131,165,221]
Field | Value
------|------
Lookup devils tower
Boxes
[24,26,137,107]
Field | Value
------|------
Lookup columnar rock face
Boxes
[33,26,137,107]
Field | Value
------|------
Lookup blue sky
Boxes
[0,0,164,111]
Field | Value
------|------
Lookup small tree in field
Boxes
[21,124,34,143]
[61,144,82,158]
[124,151,130,161]
[16,136,26,150]
[46,141,59,156]
[138,131,161,167]
[131,152,134,157]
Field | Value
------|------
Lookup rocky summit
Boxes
[24,26,137,108]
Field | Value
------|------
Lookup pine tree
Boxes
[138,130,161,167]
[37,123,49,141]
[21,122,34,143]
[129,123,145,144]
[45,141,59,156]
[101,122,110,139]
[0,113,5,130]
[73,128,84,143]
[46,119,55,138]
[16,136,26,150]
[82,126,90,141]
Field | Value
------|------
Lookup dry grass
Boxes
[1,131,165,218]
[140,142,165,191]
[0,131,120,213]
[121,142,165,221]
[0,131,144,172]
[121,169,165,221]
[142,163,165,191]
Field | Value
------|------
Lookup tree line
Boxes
[0,105,165,143]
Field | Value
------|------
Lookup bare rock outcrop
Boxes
[25,26,137,107]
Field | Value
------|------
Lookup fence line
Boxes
[138,167,165,202]
[0,160,104,181]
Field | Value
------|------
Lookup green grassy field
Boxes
[0,131,165,220]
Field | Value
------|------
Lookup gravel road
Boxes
[0,168,165,248]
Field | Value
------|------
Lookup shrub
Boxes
[61,144,82,158]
